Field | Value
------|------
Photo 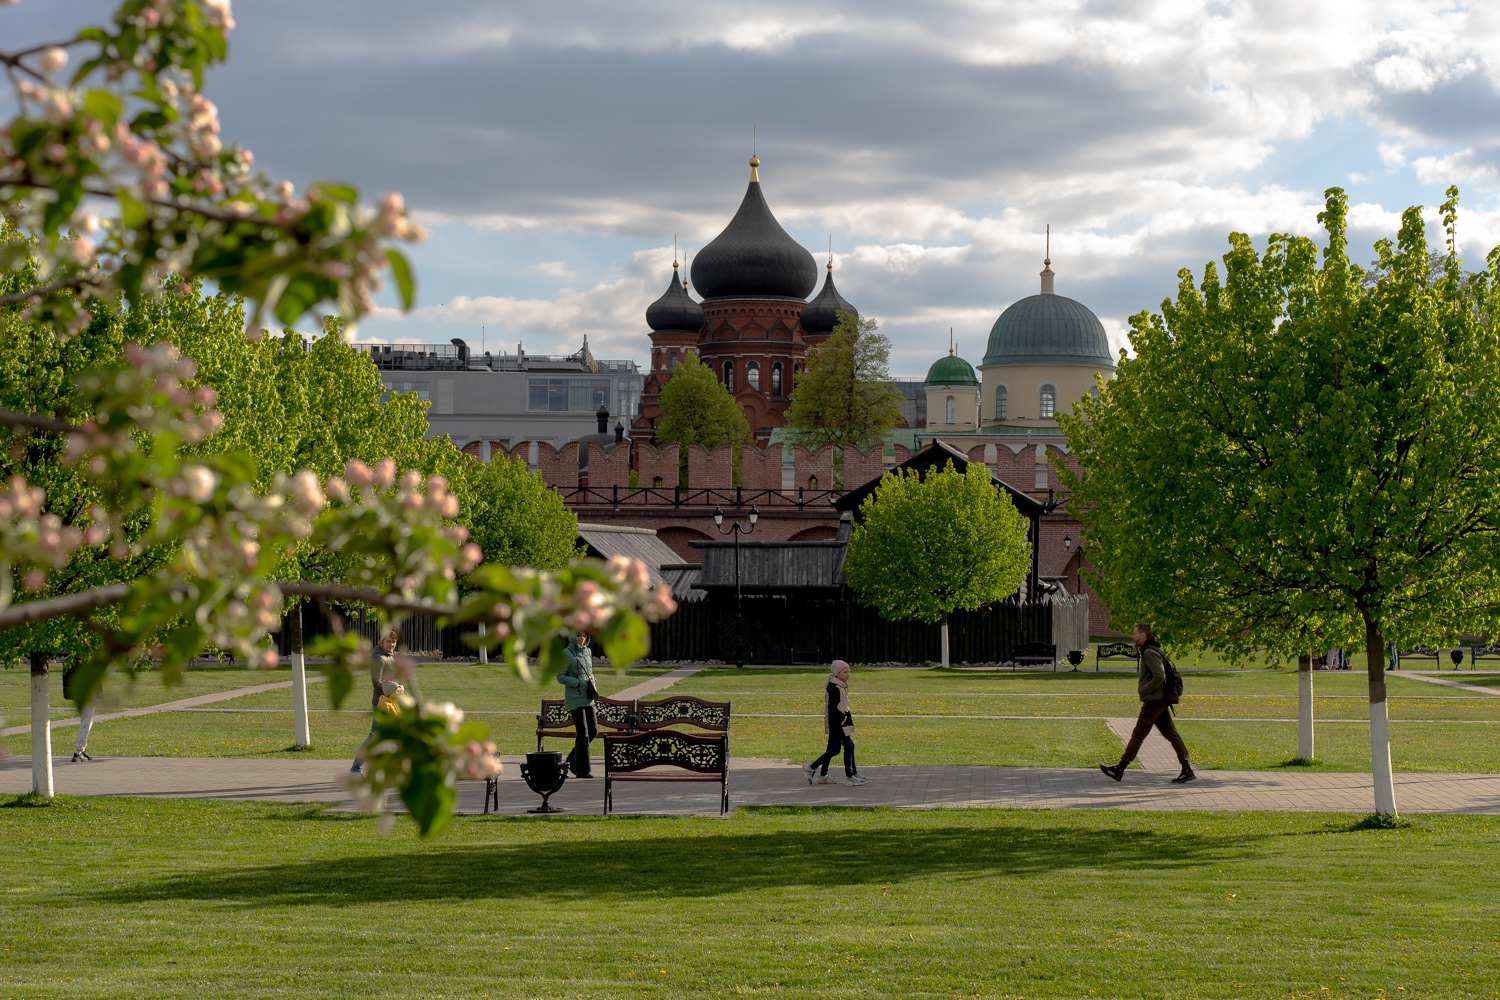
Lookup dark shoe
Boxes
[349,762,363,774]
[1171,764,1196,784]
[1099,763,1125,782]
[80,750,93,761]
[575,772,595,779]
[71,751,85,763]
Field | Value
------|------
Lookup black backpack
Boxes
[1160,650,1184,705]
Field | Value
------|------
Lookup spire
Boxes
[1040,223,1055,294]
[828,236,833,272]
[949,328,954,356]
[749,154,760,183]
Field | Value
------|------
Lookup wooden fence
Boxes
[275,603,478,659]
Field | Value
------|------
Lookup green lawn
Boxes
[0,797,1496,999]
[0,660,305,716]
[1178,720,1500,773]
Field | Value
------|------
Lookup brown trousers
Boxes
[1121,699,1190,765]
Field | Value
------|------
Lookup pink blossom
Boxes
[45,142,68,163]
[139,7,160,27]
[344,459,374,488]
[23,569,46,593]
[373,458,396,490]
[40,47,68,74]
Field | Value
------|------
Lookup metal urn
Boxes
[1067,649,1085,671]
[1451,649,1464,670]
[519,750,569,814]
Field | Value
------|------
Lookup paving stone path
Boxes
[0,675,328,738]
[4,753,1498,816]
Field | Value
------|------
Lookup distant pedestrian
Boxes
[804,660,866,786]
[63,662,96,763]
[558,632,597,778]
[351,630,404,774]
[1099,623,1195,784]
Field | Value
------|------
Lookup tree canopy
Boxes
[465,454,581,573]
[655,349,749,483]
[843,460,1030,626]
[787,312,903,451]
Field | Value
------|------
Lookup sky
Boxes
[11,1,1500,376]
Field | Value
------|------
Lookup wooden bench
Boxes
[535,696,635,751]
[1395,646,1440,670]
[1095,641,1138,673]
[1468,643,1500,672]
[634,695,731,733]
[1012,641,1058,671]
[603,729,729,815]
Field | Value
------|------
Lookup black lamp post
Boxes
[714,504,758,668]
[1063,533,1075,593]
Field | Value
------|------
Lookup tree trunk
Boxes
[1365,616,1397,817]
[940,617,950,669]
[30,650,53,797]
[288,601,310,748]
[1297,652,1314,761]
[478,622,488,665]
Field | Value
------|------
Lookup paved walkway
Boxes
[611,665,706,701]
[0,675,327,738]
[5,753,1497,816]
[1391,670,1500,696]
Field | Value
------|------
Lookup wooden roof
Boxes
[833,439,1047,520]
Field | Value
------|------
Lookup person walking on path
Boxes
[558,632,597,778]
[64,662,96,763]
[804,660,866,786]
[351,630,404,774]
[1100,623,1195,783]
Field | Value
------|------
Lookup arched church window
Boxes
[1039,383,1056,418]
[668,351,678,370]
[995,385,1007,421]
[945,395,956,424]
[723,361,734,392]
[808,476,818,490]
[771,362,783,396]
[746,360,761,390]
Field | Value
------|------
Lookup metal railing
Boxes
[561,485,846,511]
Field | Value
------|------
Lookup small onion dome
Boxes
[800,260,858,335]
[925,352,978,387]
[645,262,704,333]
[690,157,817,300]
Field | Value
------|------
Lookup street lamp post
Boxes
[714,505,758,668]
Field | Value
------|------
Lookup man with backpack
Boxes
[1099,622,1196,784]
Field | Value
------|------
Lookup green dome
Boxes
[925,353,978,387]
[982,293,1114,368]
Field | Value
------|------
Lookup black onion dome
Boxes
[690,159,818,300]
[645,266,704,332]
[799,264,858,335]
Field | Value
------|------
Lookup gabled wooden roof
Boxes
[833,439,1047,520]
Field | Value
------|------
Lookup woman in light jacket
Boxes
[351,630,404,774]
[557,632,597,778]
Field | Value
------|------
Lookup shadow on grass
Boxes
[102,810,1287,909]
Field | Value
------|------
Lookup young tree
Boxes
[655,349,748,486]
[1058,187,1500,817]
[843,460,1030,667]
[0,2,675,832]
[466,455,581,572]
[787,312,903,464]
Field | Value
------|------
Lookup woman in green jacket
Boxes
[557,632,597,777]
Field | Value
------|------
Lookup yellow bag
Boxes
[376,694,400,714]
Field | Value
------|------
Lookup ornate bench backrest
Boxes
[604,730,726,774]
[1012,642,1058,660]
[635,695,730,732]
[1096,642,1138,662]
[538,697,636,731]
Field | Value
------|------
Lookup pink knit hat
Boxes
[830,659,850,680]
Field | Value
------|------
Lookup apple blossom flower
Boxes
[40,47,68,74]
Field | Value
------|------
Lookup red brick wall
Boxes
[636,442,679,489]
[687,443,734,490]
[589,441,631,489]
[793,445,835,490]
[843,445,885,490]
[739,443,785,491]
[538,442,576,490]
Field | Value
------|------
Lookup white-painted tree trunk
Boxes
[1298,655,1314,761]
[940,619,950,669]
[479,622,488,665]
[1370,700,1396,816]
[30,661,53,797]
[288,602,309,748]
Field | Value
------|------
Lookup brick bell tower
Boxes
[687,155,820,442]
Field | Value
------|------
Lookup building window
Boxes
[746,360,761,390]
[1039,383,1056,418]
[723,361,734,392]
[527,378,610,412]
[771,362,783,396]
[383,381,431,402]
[652,476,663,488]
[668,351,678,370]
[808,476,818,490]
[945,395,956,424]
[995,384,1007,421]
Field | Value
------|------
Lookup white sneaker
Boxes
[815,776,838,784]
[846,775,868,786]
[802,762,816,785]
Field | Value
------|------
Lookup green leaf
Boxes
[118,191,147,229]
[84,91,123,127]
[601,610,649,668]
[312,183,358,204]
[385,249,415,311]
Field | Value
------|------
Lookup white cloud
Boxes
[533,260,578,280]
[1379,142,1407,167]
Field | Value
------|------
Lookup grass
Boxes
[0,797,1497,999]
[0,660,304,717]
[1179,720,1500,773]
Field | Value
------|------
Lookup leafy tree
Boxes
[655,349,748,485]
[466,455,581,572]
[1057,186,1500,817]
[843,460,1030,667]
[787,312,903,454]
[0,2,676,833]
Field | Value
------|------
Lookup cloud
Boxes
[532,261,578,280]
